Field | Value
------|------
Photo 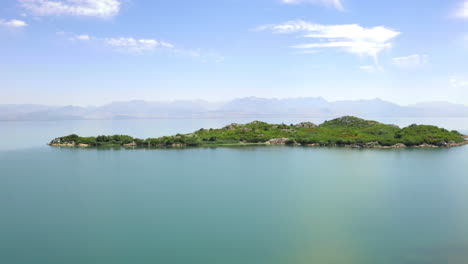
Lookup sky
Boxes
[0,0,468,106]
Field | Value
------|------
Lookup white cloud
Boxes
[0,19,28,27]
[450,76,468,88]
[75,34,90,40]
[257,20,400,61]
[104,37,174,53]
[392,54,428,68]
[456,1,468,18]
[281,0,344,11]
[19,0,120,18]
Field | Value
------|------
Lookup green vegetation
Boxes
[49,116,466,148]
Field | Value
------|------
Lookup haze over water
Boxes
[1,117,468,264]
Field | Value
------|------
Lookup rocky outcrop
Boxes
[123,142,137,147]
[268,138,289,144]
[294,122,317,128]
[416,143,438,148]
[49,138,78,147]
[223,123,242,130]
[344,142,408,148]
[48,141,89,147]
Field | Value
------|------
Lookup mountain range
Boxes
[1,97,468,121]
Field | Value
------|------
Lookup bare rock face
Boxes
[294,122,317,128]
[417,143,438,148]
[222,123,242,130]
[268,138,290,144]
[124,142,137,147]
[392,143,407,148]
[49,138,76,146]
[364,141,381,148]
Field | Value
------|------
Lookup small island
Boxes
[49,116,468,149]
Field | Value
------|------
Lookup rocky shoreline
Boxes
[265,138,468,149]
[49,137,468,149]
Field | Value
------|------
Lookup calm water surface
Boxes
[1,118,468,264]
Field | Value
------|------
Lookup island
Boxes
[49,116,468,149]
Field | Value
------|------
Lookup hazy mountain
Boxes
[407,102,468,117]
[219,97,330,116]
[95,100,210,118]
[330,99,404,117]
[1,98,468,120]
[19,106,89,120]
[0,104,57,120]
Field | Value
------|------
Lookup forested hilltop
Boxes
[49,116,467,149]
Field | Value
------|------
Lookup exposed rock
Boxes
[417,143,438,148]
[268,138,289,144]
[49,139,76,147]
[124,142,137,147]
[49,138,63,145]
[441,140,468,147]
[281,128,296,133]
[392,143,406,148]
[294,122,317,128]
[364,141,381,148]
[222,123,242,130]
[345,141,381,148]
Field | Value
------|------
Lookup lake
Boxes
[1,117,468,264]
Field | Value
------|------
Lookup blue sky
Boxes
[1,0,468,106]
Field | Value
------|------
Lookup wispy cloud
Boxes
[104,37,174,53]
[0,19,28,28]
[68,34,174,53]
[257,20,400,62]
[280,0,344,11]
[65,33,223,61]
[392,54,428,68]
[19,0,120,18]
[456,0,468,18]
[67,34,91,40]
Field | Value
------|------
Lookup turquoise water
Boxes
[1,118,468,264]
